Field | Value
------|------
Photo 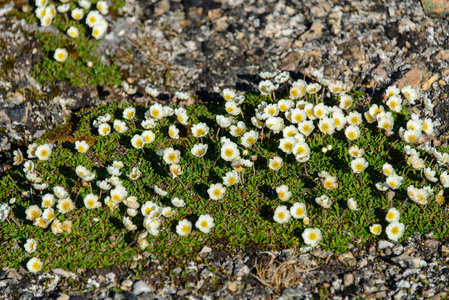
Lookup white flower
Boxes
[346,111,362,126]
[35,144,52,161]
[131,135,145,149]
[307,82,321,94]
[347,198,358,211]
[318,117,335,135]
[110,186,128,203]
[141,130,155,145]
[265,116,284,133]
[75,140,89,153]
[79,0,91,9]
[273,205,290,224]
[123,196,140,210]
[67,26,79,38]
[423,118,434,135]
[128,167,143,181]
[386,95,402,113]
[283,125,299,138]
[53,186,68,199]
[176,219,192,236]
[84,194,101,209]
[26,205,42,221]
[328,81,346,95]
[75,165,93,181]
[141,201,158,217]
[208,183,226,200]
[424,167,438,183]
[154,185,168,196]
[345,125,361,141]
[98,123,111,136]
[123,216,137,231]
[275,71,290,84]
[292,142,310,158]
[168,125,180,139]
[278,137,296,154]
[92,22,108,39]
[216,115,232,128]
[382,163,396,177]
[222,88,236,101]
[223,170,240,186]
[277,99,294,112]
[385,221,405,242]
[195,214,214,233]
[113,120,128,133]
[315,195,332,209]
[385,174,403,190]
[107,166,122,177]
[289,80,307,99]
[276,185,292,201]
[258,80,278,95]
[369,224,382,235]
[386,207,400,223]
[176,112,189,125]
[298,120,315,137]
[225,101,241,116]
[0,203,10,221]
[169,164,183,178]
[259,71,277,79]
[339,94,353,109]
[302,228,322,247]
[191,123,209,138]
[27,258,43,273]
[241,130,259,148]
[268,156,283,171]
[175,92,190,100]
[41,194,55,208]
[348,145,364,158]
[57,198,75,214]
[440,171,449,188]
[375,182,389,191]
[221,142,240,162]
[229,121,246,137]
[24,238,38,254]
[96,1,109,15]
[171,197,185,207]
[123,107,136,120]
[163,147,181,165]
[138,232,149,250]
[191,143,208,158]
[162,207,174,218]
[141,118,157,129]
[264,104,279,117]
[386,85,400,98]
[423,94,434,112]
[313,103,329,119]
[145,86,160,97]
[290,202,307,219]
[71,7,84,20]
[351,157,369,174]
[401,86,418,104]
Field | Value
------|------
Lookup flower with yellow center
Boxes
[290,202,307,219]
[207,183,226,200]
[369,224,382,235]
[386,221,405,242]
[273,205,291,224]
[176,219,192,236]
[195,214,214,234]
[302,228,322,247]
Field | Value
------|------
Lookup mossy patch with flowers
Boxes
[1,69,448,273]
[22,0,125,86]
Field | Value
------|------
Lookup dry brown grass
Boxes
[252,253,317,295]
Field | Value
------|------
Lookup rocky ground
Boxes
[1,0,449,298]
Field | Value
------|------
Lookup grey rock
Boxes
[281,287,308,299]
[233,264,250,277]
[378,240,394,250]
[391,255,421,268]
[132,280,152,295]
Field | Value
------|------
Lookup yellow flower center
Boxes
[201,220,208,228]
[247,137,255,145]
[280,105,287,111]
[278,212,285,219]
[213,189,221,197]
[168,154,176,162]
[196,129,205,136]
[182,225,190,234]
[391,226,399,235]
[135,139,143,147]
[112,194,120,202]
[278,192,285,199]
[196,149,205,156]
[31,211,40,219]
[309,232,317,240]
[32,262,41,270]
[228,177,236,184]
[291,89,298,97]
[272,162,280,169]
[87,200,94,208]
[235,128,243,135]
[348,132,356,139]
[225,149,233,157]
[322,124,329,131]
[351,117,358,124]
[78,146,85,152]
[356,163,364,171]
[62,202,70,210]
[296,208,304,216]
[373,226,380,234]
[41,150,48,157]
[284,143,292,151]
[387,212,395,220]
